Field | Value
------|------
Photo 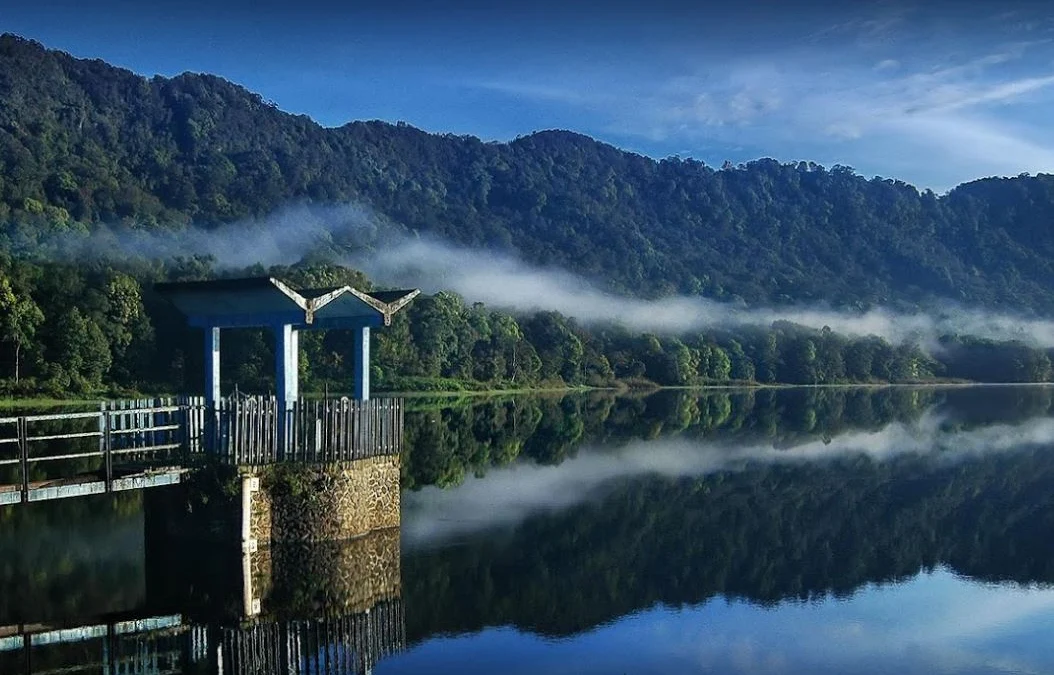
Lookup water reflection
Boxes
[3,386,1054,673]
[399,386,1054,491]
[1,521,404,674]
[384,569,1054,674]
[402,407,1054,549]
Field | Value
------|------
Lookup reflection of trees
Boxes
[403,443,1054,640]
[0,492,145,623]
[401,387,982,489]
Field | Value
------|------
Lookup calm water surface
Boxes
[4,386,1054,673]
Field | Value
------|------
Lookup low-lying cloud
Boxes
[356,235,1054,347]
[43,201,1054,347]
[50,202,387,270]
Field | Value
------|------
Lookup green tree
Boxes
[0,274,44,382]
[52,307,112,390]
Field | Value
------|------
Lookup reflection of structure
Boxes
[0,605,404,675]
[217,599,405,675]
[0,615,187,675]
[2,526,404,675]
[247,529,403,617]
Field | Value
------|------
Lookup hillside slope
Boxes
[2,34,1054,311]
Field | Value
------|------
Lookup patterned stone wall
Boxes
[251,455,401,544]
[147,456,400,550]
[249,483,272,545]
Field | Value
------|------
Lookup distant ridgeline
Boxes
[1,33,1054,394]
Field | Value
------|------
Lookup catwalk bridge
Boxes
[0,276,418,505]
[0,395,402,505]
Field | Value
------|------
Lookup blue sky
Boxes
[4,0,1054,191]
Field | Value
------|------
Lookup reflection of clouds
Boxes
[380,570,1054,674]
[402,413,1054,549]
[670,569,1054,674]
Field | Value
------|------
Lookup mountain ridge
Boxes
[2,33,1054,312]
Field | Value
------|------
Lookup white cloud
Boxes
[61,204,1054,347]
[469,12,1054,190]
[357,235,1054,348]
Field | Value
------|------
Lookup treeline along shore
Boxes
[1,257,1052,398]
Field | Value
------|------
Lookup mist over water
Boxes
[47,202,1054,347]
[401,411,1054,549]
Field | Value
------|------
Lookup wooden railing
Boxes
[184,396,403,465]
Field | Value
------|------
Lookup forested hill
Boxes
[3,33,1054,312]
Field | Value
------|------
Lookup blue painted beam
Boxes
[293,315,385,331]
[189,311,305,329]
[188,313,385,331]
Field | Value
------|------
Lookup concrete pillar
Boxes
[205,327,220,408]
[274,324,299,409]
[353,326,370,401]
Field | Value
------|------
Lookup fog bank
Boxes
[47,202,1054,347]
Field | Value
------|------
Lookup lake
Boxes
[3,385,1054,674]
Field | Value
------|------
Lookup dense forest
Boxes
[2,34,1054,394]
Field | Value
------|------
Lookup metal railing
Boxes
[0,396,403,504]
[0,398,184,504]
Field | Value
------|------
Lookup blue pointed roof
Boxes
[156,277,419,329]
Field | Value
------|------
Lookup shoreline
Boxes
[3,380,1053,409]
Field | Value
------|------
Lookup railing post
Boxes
[103,407,113,493]
[17,416,28,504]
[178,396,188,463]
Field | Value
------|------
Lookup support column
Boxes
[204,326,221,454]
[274,324,299,409]
[275,325,298,457]
[205,326,220,408]
[353,326,370,401]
